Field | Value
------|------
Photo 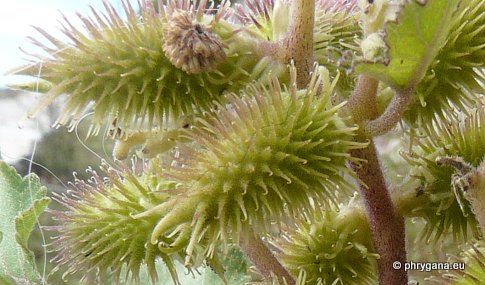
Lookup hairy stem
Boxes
[347,75,380,122]
[365,87,413,136]
[350,138,408,285]
[347,74,408,284]
[240,229,295,285]
[283,0,315,88]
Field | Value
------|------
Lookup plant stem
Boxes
[240,228,296,285]
[347,75,380,122]
[365,87,413,136]
[346,74,408,284]
[350,138,408,285]
[283,0,315,88]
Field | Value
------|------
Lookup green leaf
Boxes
[16,198,51,256]
[356,0,460,89]
[0,161,51,284]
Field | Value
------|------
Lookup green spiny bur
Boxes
[404,0,485,126]
[140,64,365,265]
[399,103,485,242]
[276,200,378,285]
[50,162,190,284]
[14,1,280,133]
[428,240,485,284]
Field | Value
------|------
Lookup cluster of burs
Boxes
[14,0,485,284]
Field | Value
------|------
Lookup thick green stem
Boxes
[283,0,315,88]
[350,138,408,285]
[240,229,296,285]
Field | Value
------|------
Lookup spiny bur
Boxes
[275,197,378,285]
[133,64,365,266]
[400,103,485,242]
[404,0,485,127]
[13,0,284,133]
[49,161,197,285]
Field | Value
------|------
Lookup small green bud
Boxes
[361,32,387,62]
[358,0,400,34]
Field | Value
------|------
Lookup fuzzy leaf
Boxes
[356,0,460,88]
[0,161,50,284]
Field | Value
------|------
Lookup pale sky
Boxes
[0,0,128,87]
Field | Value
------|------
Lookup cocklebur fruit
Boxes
[432,155,485,235]
[133,64,365,265]
[13,0,280,133]
[404,0,485,127]
[49,162,193,284]
[275,198,378,285]
[460,160,485,234]
[399,103,485,242]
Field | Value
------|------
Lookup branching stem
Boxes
[364,87,413,136]
[240,229,296,285]
[255,0,315,88]
[347,75,408,284]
